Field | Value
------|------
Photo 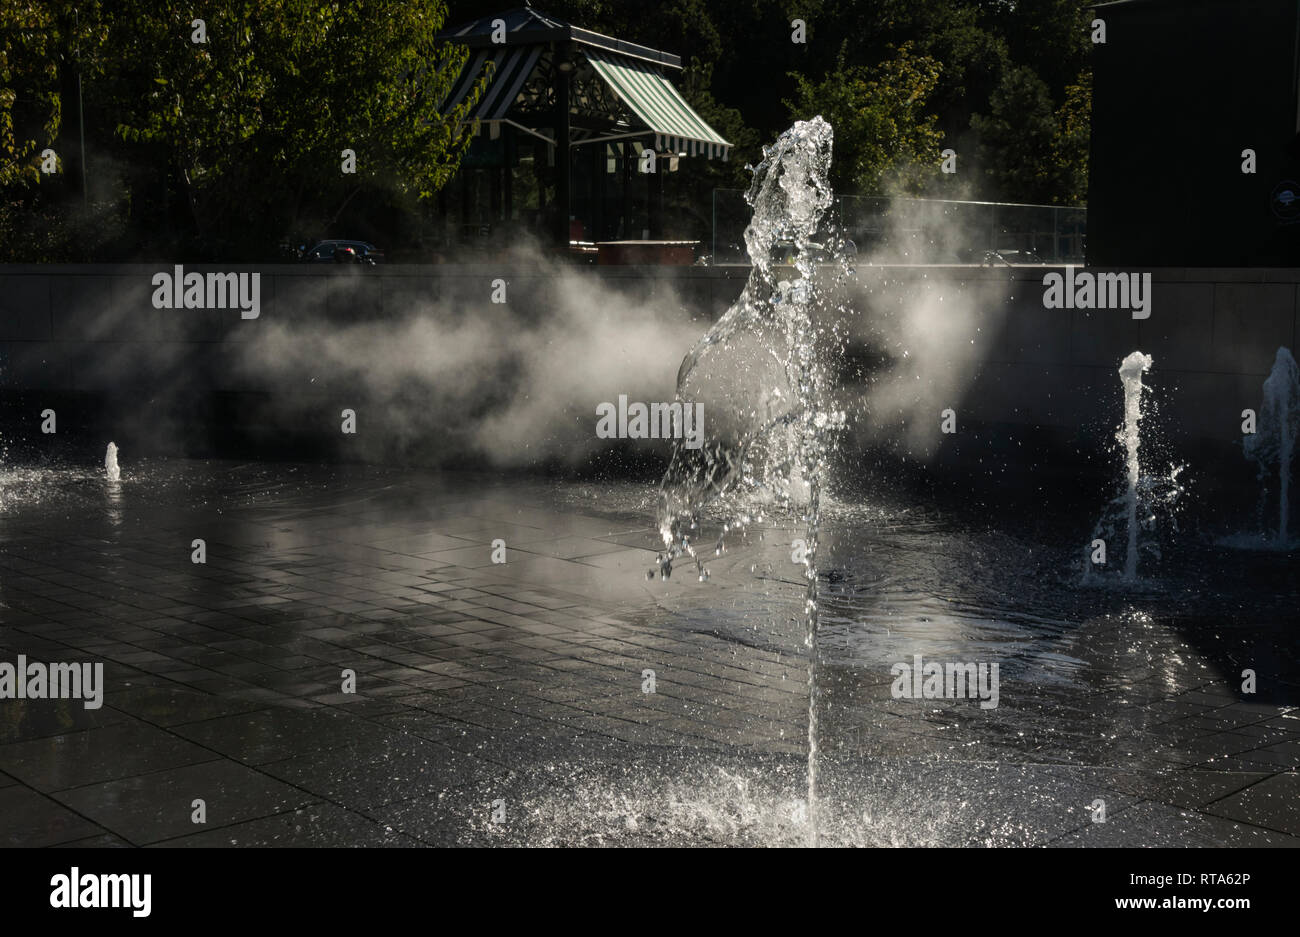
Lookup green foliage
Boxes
[2,0,480,259]
[0,1,62,188]
[970,61,1091,205]
[1052,69,1092,206]
[970,64,1057,202]
[102,0,481,256]
[0,1,107,189]
[786,43,945,196]
[979,0,1091,101]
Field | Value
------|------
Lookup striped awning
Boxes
[584,50,730,159]
[439,43,730,160]
[441,46,543,120]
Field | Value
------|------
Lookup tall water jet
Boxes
[105,442,121,482]
[1117,352,1153,580]
[1243,347,1299,545]
[654,116,846,845]
[655,117,837,568]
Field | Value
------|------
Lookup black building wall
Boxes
[1088,0,1300,265]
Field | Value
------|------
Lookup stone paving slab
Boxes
[0,785,109,847]
[0,462,1296,846]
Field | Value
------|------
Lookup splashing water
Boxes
[1243,347,1299,545]
[1117,352,1152,580]
[1085,352,1185,584]
[655,118,836,565]
[653,117,849,845]
[654,117,849,572]
[105,442,121,482]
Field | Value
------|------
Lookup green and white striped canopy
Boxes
[583,49,731,160]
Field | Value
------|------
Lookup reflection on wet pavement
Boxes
[0,460,1296,846]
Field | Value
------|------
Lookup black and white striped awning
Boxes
[441,46,543,121]
[439,43,730,160]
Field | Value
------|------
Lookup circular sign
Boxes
[1271,180,1300,222]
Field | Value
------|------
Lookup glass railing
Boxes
[709,189,1086,265]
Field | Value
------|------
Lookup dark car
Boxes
[300,240,385,264]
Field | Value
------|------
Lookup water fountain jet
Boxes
[1243,347,1299,546]
[1117,352,1152,580]
[654,116,848,845]
[105,442,121,483]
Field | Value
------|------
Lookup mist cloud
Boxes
[237,242,705,466]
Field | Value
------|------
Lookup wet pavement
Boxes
[0,460,1296,846]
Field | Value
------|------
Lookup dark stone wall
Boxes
[0,264,1294,483]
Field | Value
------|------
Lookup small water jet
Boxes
[1085,352,1184,584]
[1117,352,1152,580]
[105,442,121,482]
[1243,347,1298,546]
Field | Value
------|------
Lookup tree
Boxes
[786,43,945,197]
[0,1,62,188]
[976,0,1091,102]
[104,0,484,257]
[1051,68,1091,205]
[0,2,113,260]
[0,1,107,189]
[969,60,1087,205]
[1,0,484,260]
